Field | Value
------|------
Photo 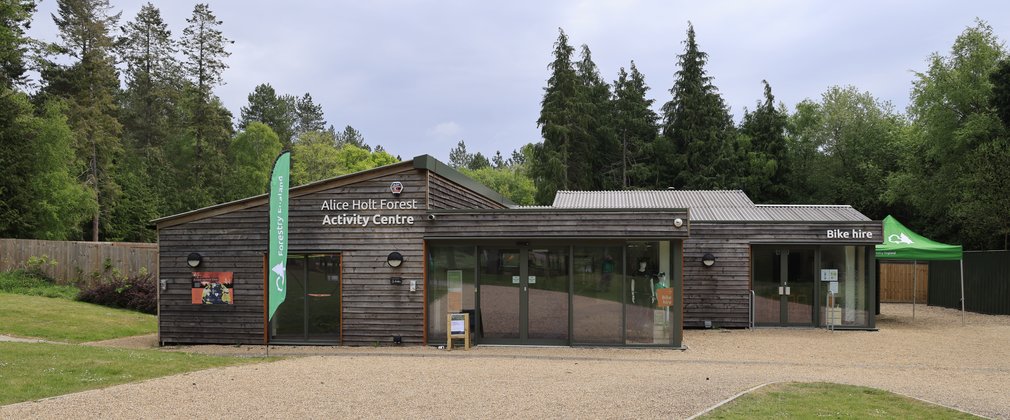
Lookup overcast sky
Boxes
[27,1,1010,162]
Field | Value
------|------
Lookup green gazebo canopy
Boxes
[875,215,962,261]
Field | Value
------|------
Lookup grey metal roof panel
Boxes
[551,190,871,222]
[552,190,755,209]
[754,205,871,222]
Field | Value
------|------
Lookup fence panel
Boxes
[0,238,158,283]
[879,262,929,303]
[929,250,1010,315]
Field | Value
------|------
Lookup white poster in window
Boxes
[447,270,463,312]
[820,269,839,282]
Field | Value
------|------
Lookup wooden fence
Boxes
[0,238,158,283]
[930,251,1010,315]
[879,261,929,303]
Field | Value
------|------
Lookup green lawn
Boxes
[0,270,78,299]
[0,293,156,342]
[702,382,980,419]
[0,342,269,405]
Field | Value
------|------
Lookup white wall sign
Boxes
[319,199,418,226]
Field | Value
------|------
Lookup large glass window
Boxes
[426,246,476,340]
[820,246,869,328]
[572,246,623,344]
[626,241,673,345]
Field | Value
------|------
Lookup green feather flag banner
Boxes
[267,151,291,321]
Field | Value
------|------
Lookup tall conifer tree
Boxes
[43,0,123,241]
[576,45,619,190]
[532,28,584,204]
[660,23,734,190]
[178,3,233,210]
[738,80,789,202]
[612,61,659,189]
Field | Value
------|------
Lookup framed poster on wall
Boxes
[192,272,234,304]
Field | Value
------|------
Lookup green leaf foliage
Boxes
[889,19,1008,248]
[459,167,536,206]
[223,122,283,201]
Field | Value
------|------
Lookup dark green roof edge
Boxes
[412,154,516,207]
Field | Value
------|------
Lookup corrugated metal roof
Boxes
[552,190,754,209]
[753,204,871,222]
[551,190,871,222]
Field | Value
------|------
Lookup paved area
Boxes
[2,303,1008,419]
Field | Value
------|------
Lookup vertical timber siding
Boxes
[159,167,431,345]
[684,222,881,328]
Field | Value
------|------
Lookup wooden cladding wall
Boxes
[159,168,431,345]
[425,210,690,239]
[684,222,882,328]
[427,173,506,210]
[0,238,157,282]
[880,262,929,303]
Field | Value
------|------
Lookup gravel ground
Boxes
[2,303,1008,419]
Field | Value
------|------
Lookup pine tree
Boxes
[43,0,123,241]
[532,28,584,204]
[0,0,36,89]
[448,139,470,168]
[576,44,619,190]
[0,3,95,239]
[179,3,233,210]
[335,125,368,150]
[612,61,659,189]
[116,3,182,235]
[239,83,296,146]
[660,23,734,190]
[738,80,789,202]
[294,92,326,135]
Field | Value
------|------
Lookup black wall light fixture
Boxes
[187,252,202,268]
[387,251,404,268]
[702,253,716,267]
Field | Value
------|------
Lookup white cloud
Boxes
[427,122,463,142]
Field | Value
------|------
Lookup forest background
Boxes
[2,1,1009,250]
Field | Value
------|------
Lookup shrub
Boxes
[77,273,157,314]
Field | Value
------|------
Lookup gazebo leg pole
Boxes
[912,260,916,320]
[960,259,966,326]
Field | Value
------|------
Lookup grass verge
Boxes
[0,342,271,405]
[701,382,980,419]
[0,271,78,299]
[0,294,155,342]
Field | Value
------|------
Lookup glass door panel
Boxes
[752,247,782,324]
[751,246,815,326]
[784,249,815,325]
[478,248,521,341]
[306,255,341,340]
[527,248,569,342]
[270,254,341,343]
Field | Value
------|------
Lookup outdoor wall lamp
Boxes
[386,251,404,268]
[187,252,203,268]
[702,253,716,267]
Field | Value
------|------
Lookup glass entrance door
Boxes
[752,247,815,326]
[270,254,341,343]
[478,246,569,344]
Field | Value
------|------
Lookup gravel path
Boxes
[2,304,1008,419]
